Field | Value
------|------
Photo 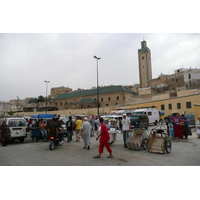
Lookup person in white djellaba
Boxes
[80,117,92,150]
[196,116,200,138]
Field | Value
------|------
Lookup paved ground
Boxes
[0,125,200,166]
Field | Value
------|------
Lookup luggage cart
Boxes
[147,124,172,154]
[126,128,149,150]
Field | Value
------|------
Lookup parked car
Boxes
[0,118,27,142]
[164,113,180,124]
[133,108,159,125]
[129,114,149,130]
[185,113,195,127]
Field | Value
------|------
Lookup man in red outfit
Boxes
[94,117,113,158]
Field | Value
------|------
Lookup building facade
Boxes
[52,85,138,113]
[150,68,200,92]
[50,86,72,100]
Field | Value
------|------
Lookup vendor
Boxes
[180,114,189,139]
[174,114,181,125]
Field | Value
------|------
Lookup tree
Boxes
[7,111,14,116]
[37,95,45,102]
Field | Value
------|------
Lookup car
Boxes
[0,117,27,142]
[185,113,195,128]
[164,113,180,124]
[129,114,149,130]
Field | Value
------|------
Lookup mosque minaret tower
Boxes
[138,40,152,88]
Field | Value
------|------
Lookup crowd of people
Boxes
[26,115,114,158]
[1,114,200,158]
[167,114,192,140]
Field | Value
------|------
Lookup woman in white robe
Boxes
[196,116,200,138]
[80,117,92,150]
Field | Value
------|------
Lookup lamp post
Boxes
[93,56,101,116]
[16,96,19,117]
[44,80,50,114]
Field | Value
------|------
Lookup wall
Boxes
[18,106,115,117]
[129,93,200,116]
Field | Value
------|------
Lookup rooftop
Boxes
[55,85,138,100]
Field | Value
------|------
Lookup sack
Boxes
[180,122,184,126]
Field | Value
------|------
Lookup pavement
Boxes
[0,125,200,166]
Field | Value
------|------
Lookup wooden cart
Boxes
[126,128,149,150]
[148,125,171,154]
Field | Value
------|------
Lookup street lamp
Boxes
[93,56,101,115]
[44,80,50,114]
[16,96,19,117]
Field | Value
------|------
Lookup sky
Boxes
[1,33,199,102]
[0,1,200,102]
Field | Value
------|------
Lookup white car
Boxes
[0,118,27,142]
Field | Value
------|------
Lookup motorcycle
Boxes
[49,136,64,150]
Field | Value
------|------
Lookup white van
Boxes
[0,118,27,142]
[133,108,159,125]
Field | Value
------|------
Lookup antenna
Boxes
[143,36,145,41]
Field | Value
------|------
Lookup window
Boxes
[101,98,103,102]
[117,96,119,100]
[176,79,178,82]
[148,112,152,116]
[60,102,62,106]
[177,103,181,109]
[188,74,191,79]
[108,97,111,101]
[142,56,144,60]
[186,102,192,108]
[161,105,165,110]
[168,104,172,110]
[106,104,109,106]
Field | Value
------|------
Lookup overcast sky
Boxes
[0,1,200,102]
[0,33,199,102]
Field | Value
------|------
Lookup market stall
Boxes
[167,124,183,138]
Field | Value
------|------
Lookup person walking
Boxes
[66,116,74,142]
[168,120,174,140]
[89,115,95,137]
[94,117,113,158]
[121,114,131,148]
[80,117,92,150]
[0,121,11,147]
[75,116,82,142]
[39,119,48,142]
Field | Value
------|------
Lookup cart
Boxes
[126,128,149,150]
[147,124,171,154]
[30,114,55,142]
[31,128,42,142]
[103,118,120,145]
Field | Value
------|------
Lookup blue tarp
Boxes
[30,114,56,119]
[159,111,165,116]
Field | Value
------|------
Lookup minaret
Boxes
[138,40,152,88]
